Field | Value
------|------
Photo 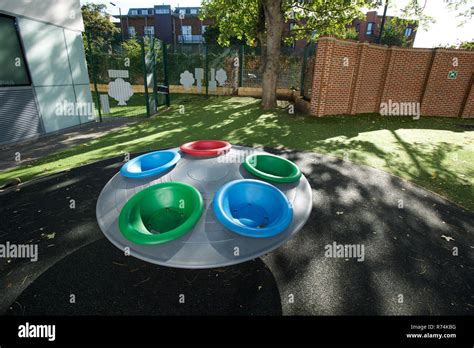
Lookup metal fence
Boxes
[166,43,314,97]
[85,33,170,120]
[300,42,318,100]
[85,35,318,119]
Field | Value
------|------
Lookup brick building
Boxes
[114,5,212,44]
[351,11,417,47]
[114,6,417,50]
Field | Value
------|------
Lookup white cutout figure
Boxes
[208,68,217,91]
[215,68,227,86]
[180,70,195,91]
[108,78,133,106]
[195,68,204,93]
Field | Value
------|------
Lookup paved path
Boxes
[0,117,141,171]
[0,149,472,315]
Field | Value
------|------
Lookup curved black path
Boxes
[0,148,472,315]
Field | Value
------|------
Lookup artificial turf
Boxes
[1,94,473,210]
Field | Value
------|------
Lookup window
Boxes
[355,23,360,32]
[0,14,31,86]
[181,25,192,36]
[130,10,138,15]
[366,22,375,35]
[141,9,149,15]
[144,26,154,35]
[190,8,198,14]
[404,27,413,37]
[128,26,136,36]
[201,25,207,34]
[155,8,169,14]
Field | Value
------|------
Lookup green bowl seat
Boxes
[118,182,204,245]
[243,154,301,183]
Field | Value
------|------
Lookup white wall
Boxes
[18,17,94,132]
[0,0,84,32]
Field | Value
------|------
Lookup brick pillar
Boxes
[348,42,369,114]
[309,37,335,116]
[380,47,396,105]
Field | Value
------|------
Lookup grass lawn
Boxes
[1,94,473,210]
[92,92,166,118]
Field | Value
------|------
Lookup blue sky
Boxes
[80,0,473,48]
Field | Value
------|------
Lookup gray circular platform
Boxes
[96,145,312,269]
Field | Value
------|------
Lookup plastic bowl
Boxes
[120,150,180,178]
[119,182,204,245]
[243,153,301,183]
[213,179,293,238]
[180,140,231,157]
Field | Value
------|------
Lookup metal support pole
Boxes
[239,45,244,87]
[377,0,389,44]
[205,44,209,98]
[162,42,170,106]
[86,31,102,122]
[140,37,151,117]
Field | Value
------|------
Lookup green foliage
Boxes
[436,41,474,50]
[203,25,246,45]
[82,3,119,52]
[459,41,474,50]
[381,18,413,47]
[337,27,360,41]
[400,0,471,29]
[201,0,379,46]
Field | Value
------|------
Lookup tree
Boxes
[380,18,413,47]
[201,0,378,109]
[81,3,119,53]
[203,25,246,45]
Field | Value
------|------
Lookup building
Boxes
[351,11,417,47]
[115,6,213,44]
[173,7,213,44]
[0,0,94,145]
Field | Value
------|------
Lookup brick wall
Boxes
[309,37,474,118]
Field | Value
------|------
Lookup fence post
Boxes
[162,42,170,106]
[140,36,151,117]
[86,31,102,122]
[300,43,309,97]
[239,45,244,87]
[205,44,209,98]
[151,39,159,112]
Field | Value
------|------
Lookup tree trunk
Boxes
[261,0,283,110]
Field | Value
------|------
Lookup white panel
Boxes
[18,17,73,86]
[34,86,81,133]
[64,29,90,85]
[0,0,84,32]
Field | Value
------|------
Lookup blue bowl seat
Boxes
[212,179,293,238]
[120,150,181,178]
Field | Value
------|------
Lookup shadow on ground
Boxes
[0,148,473,315]
[7,239,280,315]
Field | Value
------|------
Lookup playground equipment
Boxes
[118,182,204,245]
[180,140,231,157]
[244,153,302,183]
[120,150,180,178]
[96,142,312,268]
[212,179,293,238]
